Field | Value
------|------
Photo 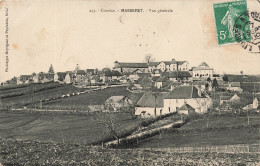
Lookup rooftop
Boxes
[165,86,203,99]
[136,92,168,107]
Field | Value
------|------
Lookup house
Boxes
[135,92,168,118]
[151,76,160,82]
[192,62,214,79]
[177,61,189,71]
[114,61,149,73]
[226,82,243,92]
[37,72,54,83]
[54,72,71,84]
[163,86,212,114]
[17,75,31,84]
[163,71,192,82]
[154,76,169,89]
[151,69,161,77]
[86,69,96,75]
[224,74,260,93]
[111,70,123,81]
[119,75,128,83]
[90,75,100,84]
[74,70,87,83]
[134,76,154,90]
[128,73,151,82]
[3,77,17,85]
[219,94,240,107]
[243,96,260,111]
[229,94,240,101]
[219,96,231,105]
[32,74,39,83]
[193,80,212,91]
[178,103,195,115]
[170,82,182,91]
[105,96,133,111]
[157,59,189,72]
[148,62,160,72]
[99,69,122,83]
[157,60,177,72]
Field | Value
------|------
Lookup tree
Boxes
[212,78,219,91]
[94,102,123,146]
[176,72,184,81]
[48,64,55,74]
[207,77,211,82]
[240,70,244,75]
[31,72,36,77]
[223,75,229,82]
[120,103,136,119]
[144,54,155,63]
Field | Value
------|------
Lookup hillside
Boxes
[133,114,260,148]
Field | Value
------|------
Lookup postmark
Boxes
[234,11,260,53]
[213,0,250,46]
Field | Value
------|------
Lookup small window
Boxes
[168,107,171,112]
[176,99,178,103]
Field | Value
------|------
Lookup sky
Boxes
[0,0,259,82]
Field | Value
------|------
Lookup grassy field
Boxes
[0,139,258,165]
[134,115,260,148]
[0,83,142,111]
[0,111,140,145]
[44,86,135,108]
[0,82,81,107]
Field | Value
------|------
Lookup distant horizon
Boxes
[0,0,260,82]
[2,58,260,83]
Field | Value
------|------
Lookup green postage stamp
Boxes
[213,0,251,46]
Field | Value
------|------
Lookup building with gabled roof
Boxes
[227,82,243,92]
[114,61,149,73]
[178,103,195,115]
[148,62,160,72]
[157,59,189,72]
[135,92,168,118]
[54,72,71,84]
[105,95,132,111]
[164,86,212,114]
[134,76,154,90]
[192,62,214,79]
[155,76,169,89]
[128,73,151,82]
[193,80,212,91]
[17,75,31,84]
[166,71,192,82]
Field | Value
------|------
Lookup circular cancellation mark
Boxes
[233,11,260,53]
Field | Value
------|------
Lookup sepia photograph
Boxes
[0,0,259,165]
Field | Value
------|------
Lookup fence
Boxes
[136,144,260,154]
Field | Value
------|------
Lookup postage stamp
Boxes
[213,0,250,46]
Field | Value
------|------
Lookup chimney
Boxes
[197,87,202,97]
[171,85,175,91]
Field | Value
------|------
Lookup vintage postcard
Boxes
[0,0,259,165]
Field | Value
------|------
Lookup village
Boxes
[1,57,260,118]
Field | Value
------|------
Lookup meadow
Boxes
[0,82,81,107]
[133,114,260,148]
[44,86,136,108]
[0,82,143,111]
[0,111,140,145]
